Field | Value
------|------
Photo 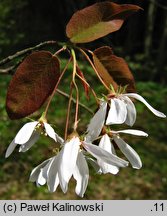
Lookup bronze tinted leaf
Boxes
[93,46,136,92]
[66,2,142,43]
[6,51,60,119]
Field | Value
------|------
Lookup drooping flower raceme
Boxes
[106,93,166,126]
[4,90,166,197]
[5,121,63,158]
[30,135,129,197]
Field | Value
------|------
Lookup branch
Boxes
[0,40,61,66]
[0,66,15,75]
[56,89,94,114]
[0,59,24,75]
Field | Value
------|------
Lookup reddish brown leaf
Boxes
[66,2,142,43]
[6,51,60,119]
[76,65,90,99]
[93,46,136,93]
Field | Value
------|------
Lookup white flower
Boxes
[106,93,166,126]
[82,140,128,168]
[30,135,129,197]
[85,100,107,142]
[110,129,148,169]
[98,134,119,174]
[29,157,53,187]
[30,137,88,197]
[54,136,87,197]
[49,136,128,197]
[5,121,63,158]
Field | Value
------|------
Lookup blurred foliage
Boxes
[0,0,26,56]
[126,54,167,82]
[0,59,166,199]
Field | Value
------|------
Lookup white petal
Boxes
[98,161,119,174]
[122,96,136,126]
[106,98,127,125]
[73,152,89,197]
[5,139,17,158]
[124,93,166,118]
[56,135,64,145]
[98,134,111,151]
[83,142,128,168]
[36,158,54,186]
[42,158,54,180]
[44,123,64,144]
[15,121,38,144]
[112,129,148,137]
[86,157,101,173]
[29,158,52,182]
[85,100,107,142]
[44,123,57,141]
[58,137,80,193]
[98,135,119,174]
[47,156,60,192]
[36,169,46,186]
[19,131,40,152]
[113,136,142,169]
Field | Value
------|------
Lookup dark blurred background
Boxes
[0,0,167,82]
[0,0,167,200]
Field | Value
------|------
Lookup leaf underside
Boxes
[66,1,142,43]
[6,51,60,119]
[93,46,136,93]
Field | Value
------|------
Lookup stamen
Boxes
[52,148,60,155]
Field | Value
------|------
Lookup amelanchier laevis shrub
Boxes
[1,2,166,197]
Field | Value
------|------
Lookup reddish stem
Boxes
[43,57,72,118]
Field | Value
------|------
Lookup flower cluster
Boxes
[84,91,165,172]
[5,90,165,197]
[29,135,128,197]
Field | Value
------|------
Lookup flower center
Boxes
[35,122,47,135]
